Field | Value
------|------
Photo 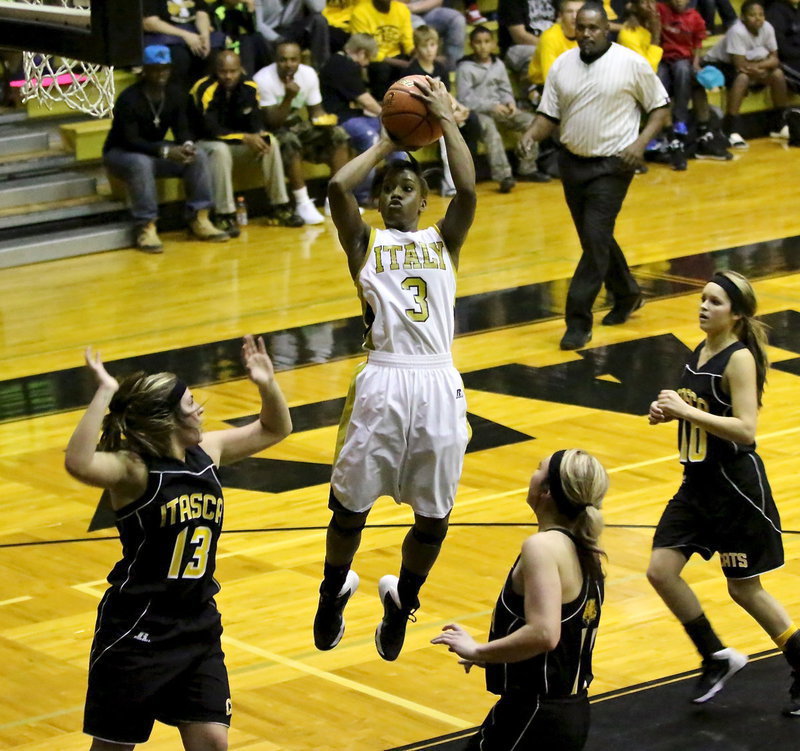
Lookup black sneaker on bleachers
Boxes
[214,213,240,238]
[669,139,687,171]
[695,131,733,161]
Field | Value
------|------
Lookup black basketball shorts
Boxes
[653,453,784,579]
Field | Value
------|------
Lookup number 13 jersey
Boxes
[107,445,224,611]
[357,225,456,356]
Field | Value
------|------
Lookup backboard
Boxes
[0,1,143,67]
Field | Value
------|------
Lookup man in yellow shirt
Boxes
[351,0,414,96]
[323,0,362,52]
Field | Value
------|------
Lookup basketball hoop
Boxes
[14,1,116,117]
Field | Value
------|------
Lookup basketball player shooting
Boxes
[313,76,477,662]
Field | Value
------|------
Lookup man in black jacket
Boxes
[103,45,228,252]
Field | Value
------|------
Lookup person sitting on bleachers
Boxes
[618,0,662,72]
[456,25,550,193]
[323,0,361,52]
[191,50,303,236]
[496,0,556,81]
[253,0,331,68]
[767,0,800,94]
[103,45,229,253]
[399,0,466,70]
[209,0,272,76]
[527,0,582,104]
[255,40,351,224]
[350,0,415,98]
[142,0,227,89]
[702,0,790,148]
[319,33,384,206]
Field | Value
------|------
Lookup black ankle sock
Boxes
[683,614,725,660]
[784,631,800,671]
[397,566,426,610]
[322,561,350,596]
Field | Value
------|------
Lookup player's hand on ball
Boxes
[409,76,454,122]
[431,623,481,662]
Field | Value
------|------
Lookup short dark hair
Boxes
[577,1,609,22]
[469,25,493,42]
[740,0,764,15]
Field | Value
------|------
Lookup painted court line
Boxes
[0,595,31,606]
[222,635,473,729]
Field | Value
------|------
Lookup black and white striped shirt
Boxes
[538,43,669,157]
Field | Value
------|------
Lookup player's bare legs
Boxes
[179,721,228,751]
[90,741,134,751]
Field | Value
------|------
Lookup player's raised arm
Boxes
[328,138,395,277]
[411,76,476,265]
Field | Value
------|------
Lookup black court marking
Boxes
[4,235,800,422]
[387,650,796,751]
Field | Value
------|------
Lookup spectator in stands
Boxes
[319,34,383,206]
[618,0,662,72]
[142,0,226,89]
[767,0,800,93]
[456,26,550,193]
[103,46,229,253]
[255,41,351,224]
[253,0,330,68]
[350,0,415,98]
[323,0,361,52]
[702,0,789,148]
[400,0,466,70]
[527,0,582,100]
[407,25,481,194]
[693,0,737,34]
[191,50,304,236]
[497,0,557,78]
[209,0,271,76]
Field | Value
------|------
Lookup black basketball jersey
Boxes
[105,445,224,612]
[677,341,755,467]
[485,532,604,698]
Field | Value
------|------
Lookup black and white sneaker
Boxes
[313,570,359,651]
[669,138,687,171]
[691,647,748,703]
[375,574,418,661]
[783,670,800,717]
[695,131,733,161]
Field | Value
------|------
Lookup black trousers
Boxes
[558,149,640,333]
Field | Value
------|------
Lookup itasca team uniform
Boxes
[653,342,784,578]
[330,224,470,517]
[473,529,604,751]
[84,445,231,744]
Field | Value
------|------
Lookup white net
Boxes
[19,1,115,118]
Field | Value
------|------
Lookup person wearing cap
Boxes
[432,449,608,750]
[65,335,292,749]
[191,49,304,235]
[103,45,229,252]
[647,271,800,714]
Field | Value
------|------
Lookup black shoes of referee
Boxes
[602,294,645,326]
[313,570,359,651]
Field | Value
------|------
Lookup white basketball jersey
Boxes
[357,225,456,355]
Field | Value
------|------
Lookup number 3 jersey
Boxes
[357,225,456,355]
[105,445,224,612]
[677,341,755,469]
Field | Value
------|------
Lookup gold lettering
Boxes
[160,504,167,528]
[402,242,422,269]
[190,493,203,519]
[202,494,216,520]
[420,243,439,269]
[215,497,224,525]
[373,245,385,273]
[165,497,180,526]
[429,241,447,270]
[385,245,401,270]
[178,494,191,523]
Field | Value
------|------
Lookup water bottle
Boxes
[235,196,248,226]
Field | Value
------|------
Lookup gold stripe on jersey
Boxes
[332,360,369,465]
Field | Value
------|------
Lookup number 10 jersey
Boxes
[357,225,456,355]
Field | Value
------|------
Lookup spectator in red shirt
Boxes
[657,0,729,163]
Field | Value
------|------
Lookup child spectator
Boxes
[527,0,582,100]
[618,0,663,72]
[702,0,790,147]
[319,33,383,206]
[767,0,800,93]
[407,25,481,194]
[350,0,415,98]
[400,0,466,70]
[255,41,351,224]
[456,26,550,193]
[497,0,557,81]
[209,0,271,76]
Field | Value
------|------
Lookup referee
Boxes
[520,3,669,351]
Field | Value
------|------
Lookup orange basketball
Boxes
[381,75,443,148]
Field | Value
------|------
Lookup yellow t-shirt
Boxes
[323,0,363,32]
[617,24,663,72]
[350,1,414,61]
[528,23,578,85]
